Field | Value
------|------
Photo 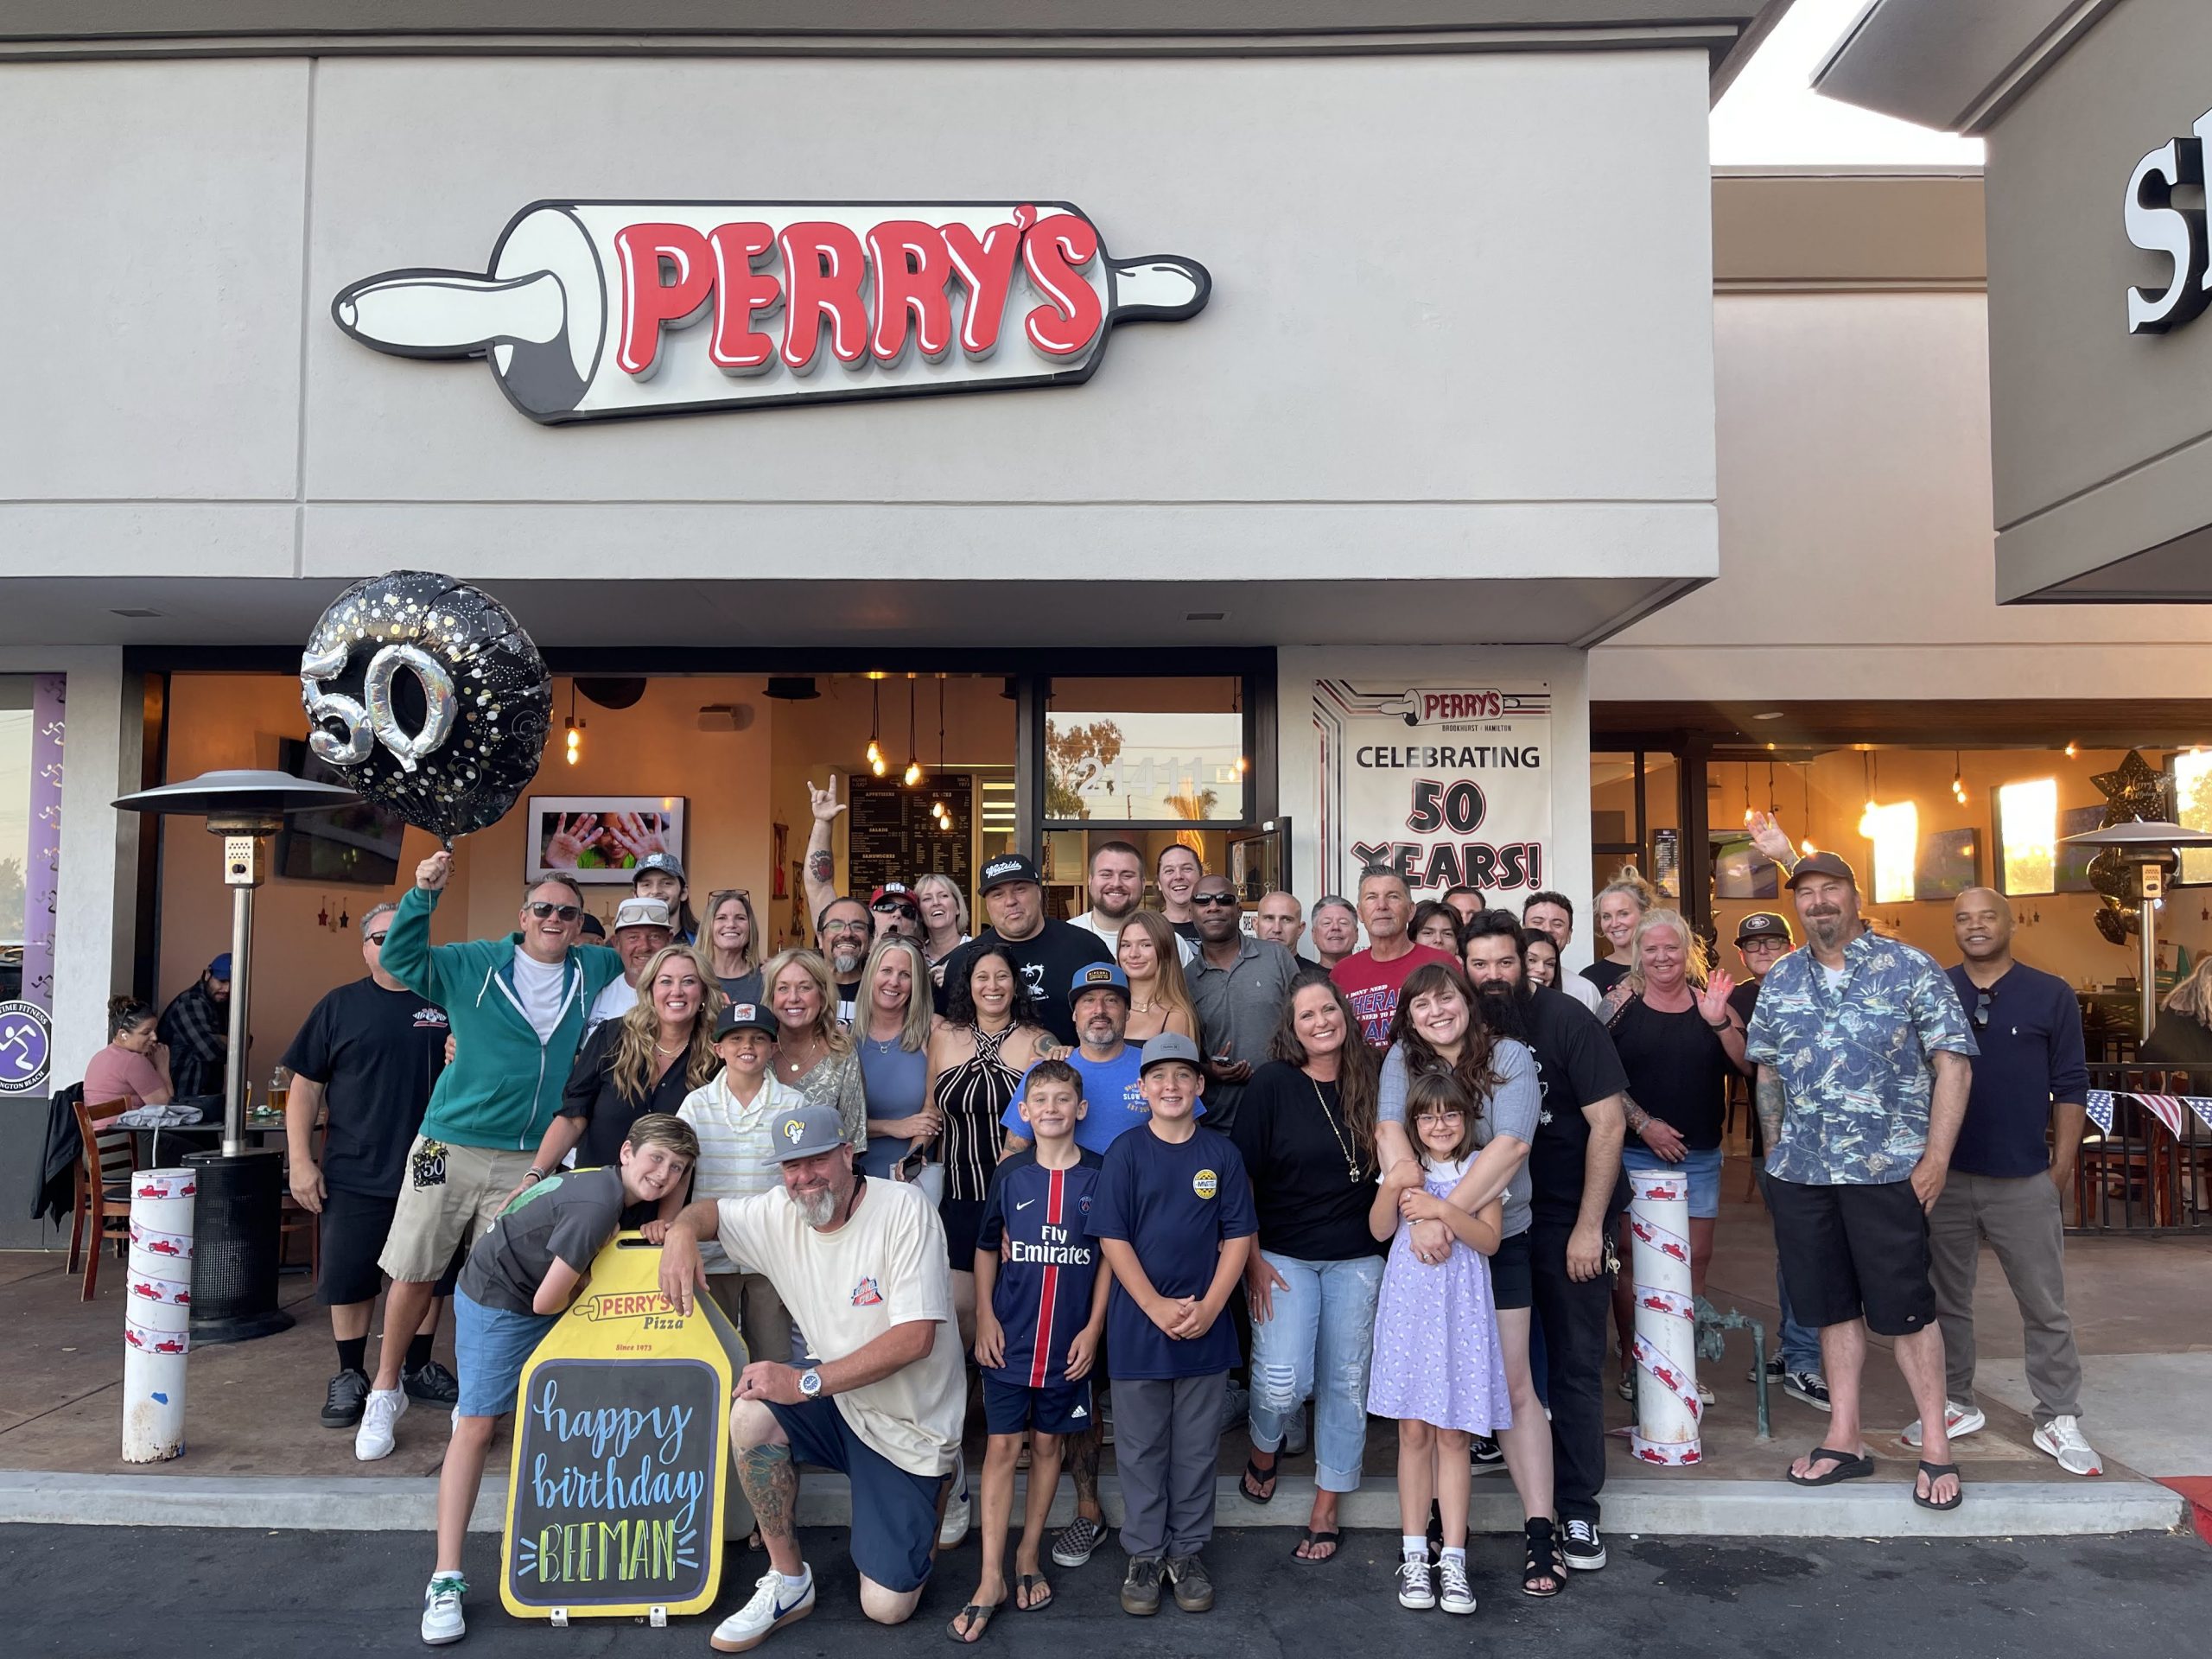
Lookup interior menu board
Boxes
[849,773,971,900]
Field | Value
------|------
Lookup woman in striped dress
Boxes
[927,941,1054,1348]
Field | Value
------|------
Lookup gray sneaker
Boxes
[1121,1557,1164,1617]
[1166,1554,1214,1613]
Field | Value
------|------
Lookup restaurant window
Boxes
[1998,778,2059,897]
[2174,749,2212,886]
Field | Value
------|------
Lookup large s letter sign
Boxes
[2126,114,2212,335]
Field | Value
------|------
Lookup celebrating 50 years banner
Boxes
[1313,680,1551,901]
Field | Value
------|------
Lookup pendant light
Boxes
[865,673,887,776]
[903,674,924,787]
[563,682,584,766]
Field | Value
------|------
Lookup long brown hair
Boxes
[704,888,760,980]
[611,944,720,1101]
[1117,909,1198,1033]
[1267,976,1379,1173]
[1386,960,1503,1100]
[1405,1069,1480,1170]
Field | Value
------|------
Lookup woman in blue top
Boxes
[855,935,939,1181]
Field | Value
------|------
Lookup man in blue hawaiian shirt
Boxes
[1745,852,1976,1511]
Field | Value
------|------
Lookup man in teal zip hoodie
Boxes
[355,849,625,1461]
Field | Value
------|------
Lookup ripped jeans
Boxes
[1246,1249,1385,1494]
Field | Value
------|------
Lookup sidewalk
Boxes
[3,1192,2200,1536]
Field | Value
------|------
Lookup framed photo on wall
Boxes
[525,796,687,884]
[1916,827,1981,899]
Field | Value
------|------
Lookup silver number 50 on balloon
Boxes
[301,640,459,772]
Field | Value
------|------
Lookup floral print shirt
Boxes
[1745,928,1976,1185]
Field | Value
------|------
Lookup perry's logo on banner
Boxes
[1370,689,1509,728]
[333,200,1210,424]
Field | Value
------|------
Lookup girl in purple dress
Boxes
[1366,1071,1508,1618]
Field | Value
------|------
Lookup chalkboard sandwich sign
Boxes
[502,1233,747,1623]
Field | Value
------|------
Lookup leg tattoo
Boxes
[738,1442,798,1542]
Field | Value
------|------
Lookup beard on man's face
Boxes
[795,1188,838,1227]
[1471,978,1528,1036]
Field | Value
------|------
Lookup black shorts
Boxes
[317,1188,460,1306]
[1489,1228,1534,1312]
[1766,1178,1935,1338]
[982,1372,1093,1437]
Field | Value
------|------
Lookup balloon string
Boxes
[442,836,455,854]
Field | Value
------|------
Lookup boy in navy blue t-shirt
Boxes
[954,1060,1109,1640]
[1089,1033,1257,1618]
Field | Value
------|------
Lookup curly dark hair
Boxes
[1385,960,1503,1100]
[944,941,1046,1031]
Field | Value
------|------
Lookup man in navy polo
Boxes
[1931,888,2098,1477]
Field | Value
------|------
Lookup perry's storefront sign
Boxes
[334,199,1209,423]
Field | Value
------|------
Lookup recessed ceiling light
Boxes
[1185,611,1225,622]
[111,607,162,619]
[1751,711,1785,721]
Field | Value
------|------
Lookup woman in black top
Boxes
[1583,865,1656,999]
[1604,909,1746,1401]
[1230,976,1383,1561]
[532,944,721,1223]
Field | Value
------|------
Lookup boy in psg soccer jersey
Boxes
[951,1060,1110,1642]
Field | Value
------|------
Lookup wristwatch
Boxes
[798,1368,823,1399]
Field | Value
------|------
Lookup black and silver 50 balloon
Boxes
[300,571,551,843]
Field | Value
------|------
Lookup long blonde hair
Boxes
[1624,907,1711,998]
[611,944,721,1100]
[1598,864,1657,918]
[1118,909,1198,1033]
[760,947,854,1055]
[860,935,934,1052]
[2163,953,2212,1025]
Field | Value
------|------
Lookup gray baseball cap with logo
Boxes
[770,1102,849,1163]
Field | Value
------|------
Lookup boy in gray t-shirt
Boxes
[419,1113,697,1649]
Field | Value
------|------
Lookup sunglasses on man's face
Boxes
[872,900,918,916]
[527,901,582,922]
[1192,893,1239,908]
[365,931,389,946]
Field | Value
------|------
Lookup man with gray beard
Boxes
[658,1102,966,1648]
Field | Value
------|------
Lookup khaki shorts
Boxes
[377,1135,538,1284]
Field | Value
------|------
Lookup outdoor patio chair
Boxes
[67,1091,139,1301]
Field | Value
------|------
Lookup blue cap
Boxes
[1068,961,1130,1001]
[207,953,233,979]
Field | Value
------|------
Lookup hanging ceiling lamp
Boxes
[903,674,924,787]
[865,673,886,775]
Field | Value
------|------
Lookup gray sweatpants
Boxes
[1927,1170,2084,1423]
[1115,1371,1228,1561]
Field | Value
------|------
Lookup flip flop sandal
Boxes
[1522,1518,1566,1598]
[1239,1455,1279,1504]
[1914,1461,1964,1512]
[1294,1529,1342,1562]
[946,1603,1001,1643]
[1787,1446,1875,1487]
[1015,1573,1052,1611]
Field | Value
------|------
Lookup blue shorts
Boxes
[1679,1146,1725,1220]
[451,1289,556,1418]
[982,1371,1093,1437]
[765,1394,945,1593]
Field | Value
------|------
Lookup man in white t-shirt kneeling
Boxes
[658,1101,965,1650]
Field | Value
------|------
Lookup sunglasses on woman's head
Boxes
[527,901,582,922]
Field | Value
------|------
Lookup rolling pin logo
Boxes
[333,199,1210,425]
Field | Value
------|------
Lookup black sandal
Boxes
[1522,1517,1565,1598]
[1238,1454,1278,1505]
[1787,1446,1875,1487]
[946,1602,1001,1643]
[1294,1528,1341,1562]
[1914,1460,1963,1512]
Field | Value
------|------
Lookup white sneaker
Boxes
[938,1456,971,1549]
[420,1573,466,1646]
[1901,1399,1985,1447]
[1397,1554,1436,1611]
[710,1567,815,1653]
[2032,1414,2104,1477]
[355,1387,408,1461]
[1438,1554,1476,1615]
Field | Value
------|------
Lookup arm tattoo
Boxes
[807,850,833,884]
[1755,1070,1786,1148]
[737,1441,798,1542]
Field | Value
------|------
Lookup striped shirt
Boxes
[678,1070,808,1274]
[975,1149,1106,1389]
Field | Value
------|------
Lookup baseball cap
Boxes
[715,1001,780,1041]
[871,882,918,912]
[1139,1031,1205,1074]
[207,953,232,979]
[1069,962,1131,1001]
[613,896,674,931]
[979,853,1041,893]
[579,912,607,940]
[1735,912,1793,946]
[632,850,686,884]
[770,1102,849,1163]
[1785,850,1858,890]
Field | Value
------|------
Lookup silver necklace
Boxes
[1309,1073,1363,1183]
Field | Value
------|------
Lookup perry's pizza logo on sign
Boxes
[576,1290,680,1324]
[333,199,1210,425]
[850,1276,884,1307]
[1192,1168,1218,1200]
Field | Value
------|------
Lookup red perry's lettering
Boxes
[614,205,1104,379]
[582,1291,677,1321]
[1421,691,1503,721]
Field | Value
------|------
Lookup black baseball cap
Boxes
[1785,850,1857,890]
[1736,912,1793,946]
[979,854,1041,893]
[715,1001,779,1040]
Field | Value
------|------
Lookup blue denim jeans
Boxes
[1760,1171,1822,1372]
[1246,1249,1384,1494]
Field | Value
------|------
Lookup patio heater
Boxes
[114,767,359,1344]
[2058,817,2212,1041]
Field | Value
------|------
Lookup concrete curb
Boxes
[0,1467,2183,1539]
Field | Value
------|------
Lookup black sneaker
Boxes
[320,1368,371,1429]
[404,1360,460,1405]
[1051,1513,1105,1568]
[1470,1433,1504,1465]
[1166,1555,1214,1613]
[1121,1557,1164,1617]
[1560,1519,1607,1572]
